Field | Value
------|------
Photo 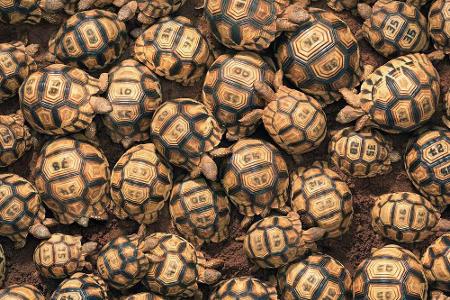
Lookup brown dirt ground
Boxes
[0,0,449,298]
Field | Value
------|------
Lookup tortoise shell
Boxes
[404,128,450,208]
[134,0,187,24]
[276,9,362,106]
[97,235,150,290]
[103,59,162,148]
[361,0,429,57]
[371,192,440,243]
[0,41,37,101]
[111,143,173,225]
[124,293,166,300]
[20,64,109,136]
[142,233,200,297]
[169,177,230,246]
[204,0,286,51]
[0,173,46,248]
[421,233,450,292]
[134,16,213,86]
[202,52,275,140]
[219,139,289,218]
[209,277,278,300]
[278,254,352,300]
[359,53,440,133]
[353,244,428,299]
[48,9,127,71]
[290,161,353,238]
[0,112,33,167]
[0,285,45,300]
[33,233,88,279]
[150,98,223,175]
[328,127,398,178]
[51,272,108,300]
[429,0,450,52]
[0,245,5,287]
[34,137,110,226]
[0,0,41,24]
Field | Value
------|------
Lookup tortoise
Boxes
[290,161,353,238]
[50,272,108,300]
[103,59,162,148]
[338,53,440,133]
[212,138,290,228]
[327,0,429,12]
[357,0,429,57]
[428,0,450,60]
[33,136,111,227]
[47,9,127,71]
[19,64,112,137]
[124,293,166,300]
[169,176,231,246]
[202,52,275,140]
[97,226,163,290]
[150,98,223,181]
[0,41,38,101]
[142,232,222,298]
[110,143,173,225]
[353,244,428,299]
[0,0,71,24]
[204,0,311,51]
[0,285,45,300]
[371,192,450,243]
[209,277,278,300]
[275,8,363,106]
[277,253,352,300]
[33,233,97,279]
[0,173,54,249]
[117,0,187,26]
[239,70,327,159]
[0,111,33,167]
[421,233,450,293]
[0,245,4,287]
[243,212,325,269]
[404,128,450,209]
[134,16,213,86]
[328,127,401,178]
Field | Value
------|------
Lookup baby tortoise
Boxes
[209,277,278,300]
[123,293,165,300]
[428,0,450,60]
[0,0,72,24]
[0,112,33,167]
[421,233,450,293]
[50,272,108,300]
[0,245,4,287]
[0,285,45,300]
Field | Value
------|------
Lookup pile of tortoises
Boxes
[0,0,449,298]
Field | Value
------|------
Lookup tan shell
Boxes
[34,137,111,226]
[0,284,45,300]
[170,177,230,246]
[0,112,33,167]
[48,9,127,71]
[210,277,278,300]
[0,0,42,24]
[111,143,173,224]
[361,0,429,57]
[104,59,162,148]
[134,16,213,86]
[278,254,352,300]
[123,293,166,300]
[328,127,398,178]
[51,272,108,300]
[404,128,450,208]
[421,233,450,293]
[429,0,450,52]
[290,161,353,238]
[353,244,428,299]
[0,41,37,101]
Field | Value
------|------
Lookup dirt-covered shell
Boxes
[421,233,450,292]
[134,16,213,86]
[371,192,441,243]
[0,284,45,300]
[276,9,362,105]
[48,9,127,71]
[115,0,187,24]
[429,0,450,53]
[123,293,166,300]
[277,254,352,300]
[209,277,278,300]
[50,272,108,300]
[103,59,162,148]
[111,143,173,225]
[34,137,111,226]
[0,0,42,24]
[290,161,353,238]
[202,51,275,140]
[405,128,450,208]
[328,127,400,178]
[353,244,428,299]
[0,41,37,101]
[0,112,33,167]
[169,177,230,246]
